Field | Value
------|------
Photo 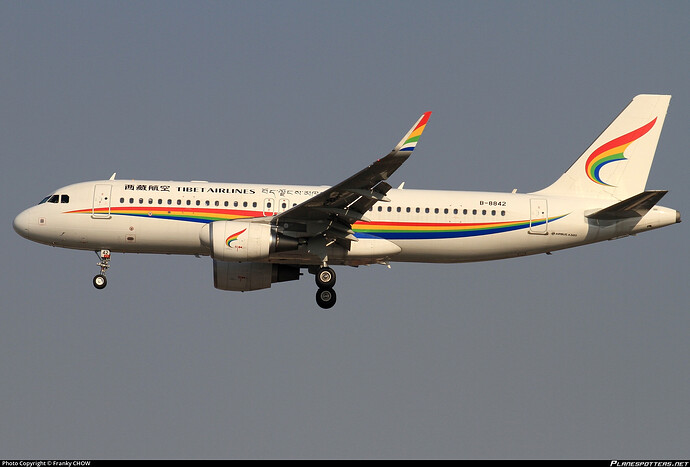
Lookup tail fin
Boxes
[536,94,671,199]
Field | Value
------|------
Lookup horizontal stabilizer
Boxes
[586,190,667,220]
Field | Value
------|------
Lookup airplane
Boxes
[13,94,681,309]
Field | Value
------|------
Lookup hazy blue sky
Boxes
[2,1,688,459]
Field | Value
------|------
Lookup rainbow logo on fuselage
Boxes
[226,228,246,246]
[585,118,656,186]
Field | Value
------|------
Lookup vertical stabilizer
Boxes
[536,94,671,200]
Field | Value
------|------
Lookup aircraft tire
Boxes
[316,287,336,309]
[315,267,336,289]
[93,274,107,290]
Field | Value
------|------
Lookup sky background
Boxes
[1,1,689,459]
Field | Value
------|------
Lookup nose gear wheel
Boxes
[93,249,111,289]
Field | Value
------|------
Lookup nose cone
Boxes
[13,209,30,239]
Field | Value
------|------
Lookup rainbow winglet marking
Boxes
[226,228,246,246]
[397,111,432,153]
[585,118,656,186]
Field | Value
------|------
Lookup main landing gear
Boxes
[314,266,337,309]
[93,249,111,290]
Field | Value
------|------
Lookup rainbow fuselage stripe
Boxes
[68,206,256,223]
[67,207,567,241]
[353,215,567,240]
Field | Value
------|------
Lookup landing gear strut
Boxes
[93,249,111,289]
[314,266,337,309]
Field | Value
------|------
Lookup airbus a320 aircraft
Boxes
[13,95,680,308]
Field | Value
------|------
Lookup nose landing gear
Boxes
[93,249,111,289]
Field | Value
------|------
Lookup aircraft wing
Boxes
[269,112,431,243]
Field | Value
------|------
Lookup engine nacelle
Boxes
[200,221,299,262]
[213,261,301,291]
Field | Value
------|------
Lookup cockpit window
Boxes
[40,194,66,204]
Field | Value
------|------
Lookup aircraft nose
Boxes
[13,209,30,239]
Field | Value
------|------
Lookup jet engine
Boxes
[200,221,299,262]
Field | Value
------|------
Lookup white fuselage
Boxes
[13,179,680,266]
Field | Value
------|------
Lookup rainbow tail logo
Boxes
[536,94,670,200]
[226,228,246,246]
[585,119,656,186]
